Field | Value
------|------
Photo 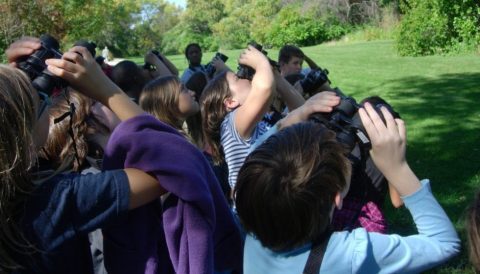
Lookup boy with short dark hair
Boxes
[278,45,306,77]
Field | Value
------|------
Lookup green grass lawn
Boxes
[131,40,480,273]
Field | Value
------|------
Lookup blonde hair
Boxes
[140,76,203,146]
[140,76,184,129]
[200,72,231,164]
[0,65,37,271]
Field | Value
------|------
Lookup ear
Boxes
[223,97,239,111]
[334,192,343,210]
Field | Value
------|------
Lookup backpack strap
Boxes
[303,229,333,274]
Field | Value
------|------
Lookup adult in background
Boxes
[180,43,228,85]
[180,43,207,84]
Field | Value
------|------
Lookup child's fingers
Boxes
[396,118,406,142]
[45,58,78,74]
[6,38,42,63]
[310,105,333,114]
[359,107,379,140]
[62,51,84,66]
[316,91,337,98]
[305,93,339,112]
[46,63,74,81]
[8,37,41,51]
[313,96,340,109]
[380,106,397,133]
[68,46,93,62]
[6,47,36,60]
[238,50,247,63]
[323,94,341,103]
[309,91,338,102]
[364,103,386,131]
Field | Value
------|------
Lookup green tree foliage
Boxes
[212,15,250,50]
[211,0,281,49]
[74,0,140,57]
[132,1,182,54]
[162,0,355,53]
[0,0,142,58]
[246,0,282,45]
[161,0,228,54]
[396,0,480,56]
[0,0,62,59]
[264,4,348,47]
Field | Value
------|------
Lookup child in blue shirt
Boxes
[235,103,460,273]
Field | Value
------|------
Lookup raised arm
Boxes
[273,69,305,111]
[234,45,274,139]
[46,46,144,122]
[144,51,173,78]
[358,103,420,196]
[278,91,340,129]
[249,91,340,151]
[356,103,460,273]
[155,51,179,76]
[388,183,403,208]
[211,56,230,76]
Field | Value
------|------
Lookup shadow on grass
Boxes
[388,72,480,212]
[383,73,480,273]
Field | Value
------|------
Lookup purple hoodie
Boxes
[102,114,242,274]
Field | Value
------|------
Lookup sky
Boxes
[166,0,186,9]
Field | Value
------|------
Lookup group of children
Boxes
[0,35,471,273]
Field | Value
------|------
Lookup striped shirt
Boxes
[221,110,267,189]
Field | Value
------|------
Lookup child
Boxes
[139,75,202,146]
[200,45,274,190]
[235,103,460,273]
[37,88,121,274]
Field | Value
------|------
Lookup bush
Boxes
[265,4,349,48]
[213,16,250,50]
[396,0,480,56]
[161,21,220,55]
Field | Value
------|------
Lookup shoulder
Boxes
[28,170,129,209]
[54,169,128,189]
[22,170,130,248]
[321,229,370,272]
[26,170,130,224]
[221,111,236,134]
[243,235,309,273]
